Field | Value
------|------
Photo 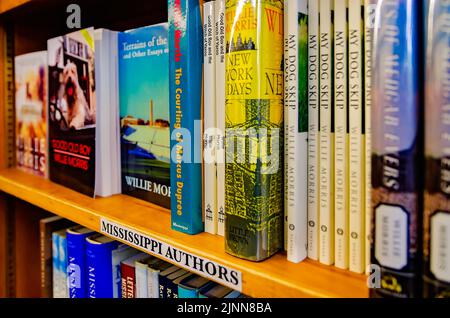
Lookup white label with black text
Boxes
[99,218,242,291]
[431,212,450,283]
[375,204,408,270]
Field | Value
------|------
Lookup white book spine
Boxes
[348,0,364,274]
[284,0,308,263]
[135,263,148,298]
[319,0,335,265]
[307,0,320,261]
[147,269,159,298]
[215,0,226,237]
[364,0,375,275]
[203,0,218,235]
[334,0,348,270]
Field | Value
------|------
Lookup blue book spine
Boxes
[168,0,204,234]
[178,286,198,298]
[66,230,94,298]
[86,240,119,298]
[423,0,450,298]
[59,234,68,298]
[371,0,422,298]
[51,232,60,298]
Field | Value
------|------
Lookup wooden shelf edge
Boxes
[0,0,31,14]
[0,168,369,298]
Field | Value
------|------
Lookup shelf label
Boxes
[100,218,242,291]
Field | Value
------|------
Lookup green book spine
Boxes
[224,0,284,261]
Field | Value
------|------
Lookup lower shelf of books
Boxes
[0,168,368,298]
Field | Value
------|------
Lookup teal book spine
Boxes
[168,0,204,234]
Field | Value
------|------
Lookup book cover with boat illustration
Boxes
[119,23,171,208]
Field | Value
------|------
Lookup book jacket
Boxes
[15,51,48,177]
[169,0,204,234]
[47,28,97,196]
[224,0,284,261]
[423,0,450,298]
[371,0,422,298]
[119,24,171,209]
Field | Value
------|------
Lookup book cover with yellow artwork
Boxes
[225,0,284,261]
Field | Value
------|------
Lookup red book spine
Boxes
[120,263,136,298]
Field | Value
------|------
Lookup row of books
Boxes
[40,216,244,298]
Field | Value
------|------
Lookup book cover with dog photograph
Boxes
[119,24,170,209]
[47,28,97,196]
[15,51,48,178]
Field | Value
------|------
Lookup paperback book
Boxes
[284,0,308,263]
[371,0,422,298]
[319,0,335,265]
[334,0,348,270]
[423,0,450,298]
[307,0,320,260]
[348,0,365,274]
[15,51,48,177]
[119,24,171,209]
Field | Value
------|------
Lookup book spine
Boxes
[135,263,148,298]
[423,0,450,298]
[166,279,178,298]
[169,0,204,234]
[59,234,69,298]
[364,0,376,275]
[159,275,169,299]
[86,241,117,298]
[204,0,218,235]
[284,0,308,263]
[319,0,335,265]
[334,0,348,270]
[67,233,89,298]
[121,263,135,298]
[224,0,284,261]
[147,269,159,298]
[348,0,364,274]
[178,286,198,298]
[215,0,226,236]
[51,232,60,298]
[307,0,320,261]
[371,0,421,298]
[40,224,48,298]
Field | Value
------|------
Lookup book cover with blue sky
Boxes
[119,23,171,209]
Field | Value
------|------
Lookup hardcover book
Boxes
[15,51,48,177]
[147,258,171,298]
[307,0,320,261]
[198,282,240,298]
[334,0,349,270]
[40,216,73,298]
[58,230,69,298]
[178,274,211,298]
[167,270,190,298]
[168,0,204,234]
[135,256,155,298]
[371,0,422,298]
[348,0,365,274]
[66,226,95,298]
[319,0,335,266]
[284,0,308,264]
[52,230,61,298]
[423,0,450,298]
[203,0,218,234]
[224,0,284,261]
[119,24,171,209]
[86,234,119,298]
[120,253,148,298]
[158,265,180,298]
[111,244,139,298]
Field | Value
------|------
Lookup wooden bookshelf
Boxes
[0,168,368,298]
[0,0,31,14]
